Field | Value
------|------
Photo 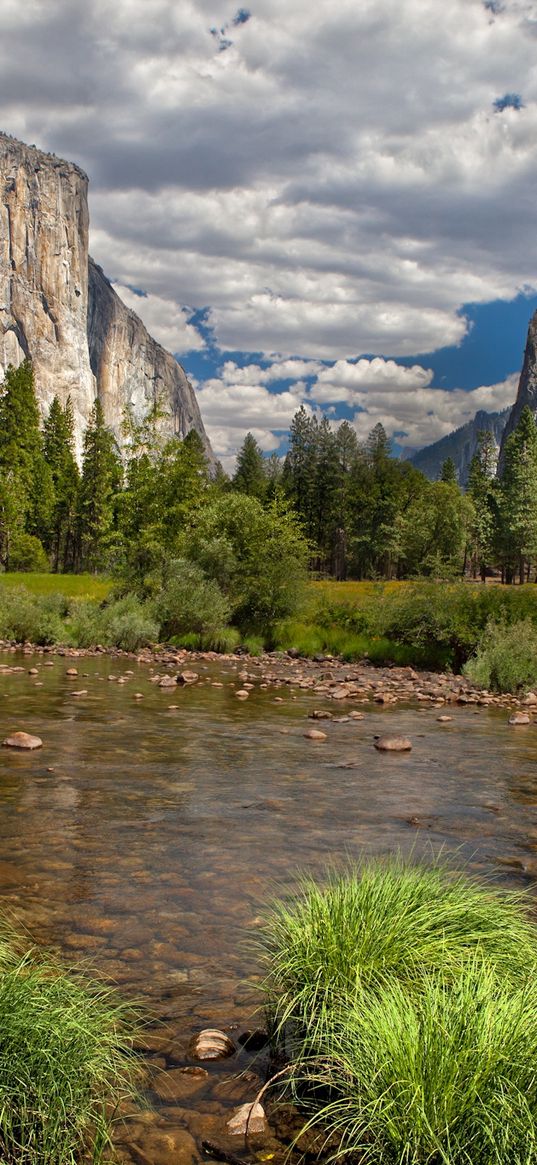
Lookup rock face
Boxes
[408,408,510,485]
[499,310,537,465]
[0,133,212,460]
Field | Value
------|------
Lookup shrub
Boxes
[65,599,104,648]
[0,588,65,645]
[464,617,537,693]
[100,595,158,652]
[0,931,140,1165]
[8,534,49,573]
[261,861,537,1165]
[152,558,230,640]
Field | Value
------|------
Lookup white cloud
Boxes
[113,284,205,353]
[349,374,519,448]
[3,0,537,360]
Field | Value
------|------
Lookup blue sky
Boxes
[2,0,537,467]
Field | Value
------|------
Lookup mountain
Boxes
[408,408,510,484]
[499,309,537,465]
[0,132,212,460]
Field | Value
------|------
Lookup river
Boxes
[0,649,536,1164]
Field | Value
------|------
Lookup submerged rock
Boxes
[508,712,531,725]
[226,1102,267,1136]
[303,728,328,741]
[2,731,43,750]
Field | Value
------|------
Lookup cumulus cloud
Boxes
[348,374,519,449]
[1,0,534,458]
[2,0,537,362]
[113,284,205,353]
[195,375,309,470]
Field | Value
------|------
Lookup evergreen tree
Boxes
[440,457,458,484]
[232,433,267,499]
[282,407,319,543]
[77,400,122,571]
[43,396,80,571]
[497,406,537,583]
[467,430,497,581]
[0,361,54,566]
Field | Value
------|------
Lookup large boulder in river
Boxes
[374,735,412,752]
[2,732,43,750]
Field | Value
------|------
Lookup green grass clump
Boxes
[261,861,537,1165]
[0,938,140,1165]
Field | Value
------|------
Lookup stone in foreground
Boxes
[2,732,43,750]
[508,712,531,725]
[226,1102,267,1136]
[190,1028,235,1061]
[374,735,412,751]
[304,728,328,741]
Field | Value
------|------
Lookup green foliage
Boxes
[0,588,66,645]
[232,432,267,499]
[261,861,537,1165]
[8,534,49,574]
[43,396,80,572]
[152,558,230,640]
[464,617,537,693]
[77,400,122,572]
[0,927,140,1165]
[497,406,537,583]
[187,493,309,633]
[0,362,55,566]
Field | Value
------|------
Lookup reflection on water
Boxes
[0,650,537,1153]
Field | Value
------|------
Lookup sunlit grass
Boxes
[260,860,537,1165]
[0,573,112,600]
[0,926,141,1165]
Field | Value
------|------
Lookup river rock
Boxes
[159,676,177,688]
[523,692,537,705]
[374,735,412,751]
[236,690,249,699]
[2,731,43,750]
[226,1102,267,1136]
[189,1028,235,1060]
[177,671,199,685]
[66,667,78,676]
[303,728,327,741]
[309,710,333,720]
[436,715,453,723]
[508,712,531,725]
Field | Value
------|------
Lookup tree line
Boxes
[0,359,535,584]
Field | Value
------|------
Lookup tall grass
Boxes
[0,936,140,1165]
[260,860,537,1165]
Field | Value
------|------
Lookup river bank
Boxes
[0,637,534,710]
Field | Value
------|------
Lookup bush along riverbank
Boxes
[260,860,537,1165]
[4,576,537,694]
[0,918,141,1165]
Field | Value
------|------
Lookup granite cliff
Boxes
[408,407,510,485]
[0,133,212,460]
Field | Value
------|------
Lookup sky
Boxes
[2,0,537,469]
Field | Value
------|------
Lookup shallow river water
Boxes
[1,650,537,1162]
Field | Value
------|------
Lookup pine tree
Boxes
[467,430,497,581]
[0,361,54,565]
[77,400,122,571]
[497,406,537,583]
[440,457,458,484]
[232,433,267,499]
[282,407,319,544]
[43,396,80,571]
